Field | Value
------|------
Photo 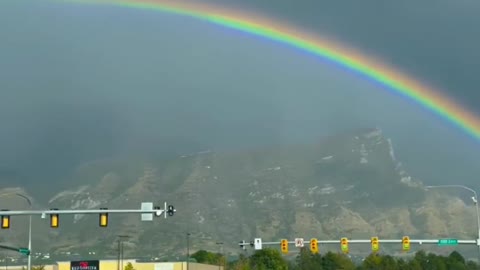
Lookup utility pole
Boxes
[216,242,223,270]
[117,240,121,270]
[186,233,191,270]
[117,235,130,270]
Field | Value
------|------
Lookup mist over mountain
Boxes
[1,128,479,261]
[1,0,480,198]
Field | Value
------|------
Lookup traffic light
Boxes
[99,208,108,227]
[1,210,10,229]
[310,238,319,254]
[402,236,410,252]
[50,208,59,228]
[371,237,379,253]
[280,239,288,254]
[340,237,349,254]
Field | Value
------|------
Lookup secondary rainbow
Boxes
[59,0,480,140]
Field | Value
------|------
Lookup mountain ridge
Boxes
[0,128,478,260]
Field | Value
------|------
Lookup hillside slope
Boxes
[0,128,477,260]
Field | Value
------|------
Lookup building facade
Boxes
[54,260,222,270]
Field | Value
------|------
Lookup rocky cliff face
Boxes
[0,128,477,260]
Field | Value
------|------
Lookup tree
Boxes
[191,249,224,265]
[191,250,211,263]
[378,255,399,270]
[226,248,480,270]
[294,247,322,270]
[360,253,384,269]
[321,251,356,270]
[124,262,135,270]
[22,267,45,270]
[249,248,288,270]
[230,254,251,270]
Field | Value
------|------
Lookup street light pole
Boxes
[117,235,129,270]
[216,242,223,270]
[0,193,33,270]
[186,233,190,270]
[425,184,480,262]
[14,194,32,270]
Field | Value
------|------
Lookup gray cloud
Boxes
[1,0,479,196]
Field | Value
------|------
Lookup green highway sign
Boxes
[438,239,458,246]
[18,248,30,256]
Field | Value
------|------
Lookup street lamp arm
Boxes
[425,183,480,262]
[0,192,33,270]
[425,185,477,196]
[425,185,477,194]
[15,193,32,206]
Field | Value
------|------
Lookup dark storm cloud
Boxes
[1,0,479,197]
[202,0,480,109]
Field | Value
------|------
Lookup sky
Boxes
[1,0,480,196]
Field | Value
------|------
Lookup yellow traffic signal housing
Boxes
[50,208,59,228]
[402,236,410,252]
[340,237,349,254]
[1,212,10,229]
[280,239,288,254]
[99,208,108,227]
[310,238,319,254]
[371,237,379,252]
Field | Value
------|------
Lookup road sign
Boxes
[438,239,458,246]
[141,202,153,221]
[18,248,30,256]
[254,238,262,250]
[295,238,304,247]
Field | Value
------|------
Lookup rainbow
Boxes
[57,0,480,140]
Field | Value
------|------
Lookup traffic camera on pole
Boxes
[50,208,59,228]
[99,208,108,227]
[310,238,319,254]
[371,237,379,253]
[1,210,10,229]
[281,239,288,254]
[239,240,247,250]
[402,236,410,252]
[340,237,349,254]
[167,205,176,216]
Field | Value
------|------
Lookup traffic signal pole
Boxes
[0,203,177,261]
[0,208,175,216]
[0,245,30,255]
[240,237,479,255]
[240,239,478,245]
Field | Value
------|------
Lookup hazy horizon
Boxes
[1,0,480,197]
